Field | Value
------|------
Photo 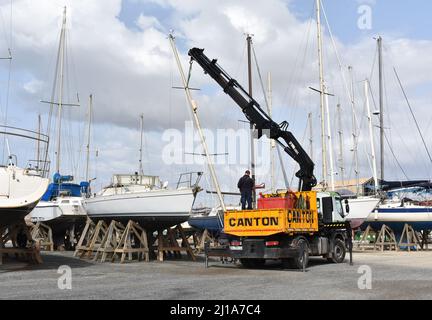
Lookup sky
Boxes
[0,0,431,206]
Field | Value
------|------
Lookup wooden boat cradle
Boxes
[357,223,423,251]
[74,219,195,263]
[0,222,42,265]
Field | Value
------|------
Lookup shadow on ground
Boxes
[0,252,94,273]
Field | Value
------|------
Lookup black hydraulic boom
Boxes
[188,48,317,191]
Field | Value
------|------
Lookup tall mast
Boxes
[85,94,93,182]
[247,34,256,206]
[324,88,335,191]
[348,66,360,195]
[55,6,67,174]
[36,114,41,170]
[268,72,275,193]
[139,113,144,175]
[308,112,313,162]
[377,36,384,183]
[316,0,327,190]
[364,80,378,193]
[337,103,345,186]
[168,34,226,211]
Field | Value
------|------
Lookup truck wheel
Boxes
[327,239,346,263]
[284,238,309,270]
[240,258,265,269]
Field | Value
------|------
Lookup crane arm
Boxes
[188,48,317,191]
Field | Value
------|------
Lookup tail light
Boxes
[265,241,279,247]
[230,240,242,246]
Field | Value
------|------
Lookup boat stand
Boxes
[420,230,431,250]
[193,229,218,254]
[75,219,150,263]
[0,222,42,265]
[111,220,149,263]
[356,225,376,251]
[398,224,421,251]
[92,220,125,262]
[73,218,95,257]
[374,225,398,252]
[156,224,195,262]
[30,222,54,252]
[74,220,108,259]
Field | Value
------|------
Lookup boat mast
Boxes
[247,34,256,206]
[37,114,41,170]
[325,88,335,191]
[168,33,226,211]
[377,36,384,183]
[337,103,345,186]
[308,112,313,162]
[85,94,93,182]
[55,6,67,174]
[267,72,275,193]
[139,113,144,175]
[348,66,360,195]
[364,80,378,194]
[316,0,327,190]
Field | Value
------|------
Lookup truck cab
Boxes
[317,192,347,224]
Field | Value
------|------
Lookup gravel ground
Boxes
[1,250,431,300]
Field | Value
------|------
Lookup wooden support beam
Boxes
[398,223,421,251]
[374,224,398,252]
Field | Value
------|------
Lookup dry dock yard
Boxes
[1,251,432,300]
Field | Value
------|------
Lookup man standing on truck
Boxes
[237,170,254,210]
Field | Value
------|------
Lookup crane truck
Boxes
[188,47,353,269]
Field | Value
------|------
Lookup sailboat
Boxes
[0,127,50,228]
[362,37,432,234]
[29,7,88,248]
[84,113,202,231]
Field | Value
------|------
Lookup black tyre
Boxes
[239,258,266,269]
[327,238,346,263]
[284,238,309,269]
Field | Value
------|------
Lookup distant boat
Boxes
[344,196,380,229]
[29,7,88,248]
[30,173,88,246]
[188,207,224,233]
[365,186,432,233]
[84,173,202,231]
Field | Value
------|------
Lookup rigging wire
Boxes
[251,42,289,189]
[368,80,412,179]
[393,67,432,165]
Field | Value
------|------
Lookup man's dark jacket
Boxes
[237,175,254,194]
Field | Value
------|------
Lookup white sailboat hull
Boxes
[29,197,87,242]
[364,201,432,233]
[84,188,195,230]
[30,197,87,223]
[345,196,380,229]
[0,166,49,227]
